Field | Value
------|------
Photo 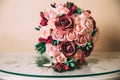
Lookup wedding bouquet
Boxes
[35,2,99,72]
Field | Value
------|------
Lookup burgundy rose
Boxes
[54,63,64,72]
[55,14,74,34]
[53,63,69,72]
[59,41,76,57]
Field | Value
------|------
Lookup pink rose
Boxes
[80,13,94,34]
[74,24,87,35]
[75,35,87,47]
[48,19,56,29]
[48,9,57,19]
[85,33,92,42]
[59,41,76,57]
[51,30,66,41]
[73,50,82,62]
[55,14,74,34]
[67,31,77,41]
[55,3,69,14]
[72,13,81,24]
[46,43,57,56]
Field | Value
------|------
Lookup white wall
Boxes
[0,0,120,53]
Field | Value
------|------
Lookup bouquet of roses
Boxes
[35,2,99,72]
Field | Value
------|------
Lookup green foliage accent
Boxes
[75,7,82,14]
[35,42,46,54]
[67,2,73,9]
[65,58,75,68]
[35,26,41,31]
[84,42,93,51]
[57,14,62,17]
[52,40,60,46]
[77,42,93,52]
[77,45,81,50]
[92,28,97,37]
[36,56,50,67]
[50,4,56,8]
[69,63,75,68]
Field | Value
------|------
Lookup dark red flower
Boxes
[54,63,64,72]
[39,37,46,42]
[59,41,76,57]
[53,63,69,72]
[55,14,74,34]
[40,12,48,26]
[40,12,45,18]
[39,36,52,43]
[40,18,48,26]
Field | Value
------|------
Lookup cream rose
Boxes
[53,51,67,63]
[67,31,77,41]
[39,27,51,39]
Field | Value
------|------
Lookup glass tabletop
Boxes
[0,52,120,78]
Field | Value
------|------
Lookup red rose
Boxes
[55,14,74,34]
[59,41,76,57]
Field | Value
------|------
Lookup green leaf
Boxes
[52,40,59,46]
[50,4,56,8]
[92,28,97,37]
[40,47,46,54]
[67,2,73,9]
[35,42,46,54]
[70,63,75,68]
[68,58,74,63]
[35,26,41,31]
[77,45,81,49]
[75,8,82,14]
[35,27,40,31]
[86,47,89,51]
[87,42,92,46]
